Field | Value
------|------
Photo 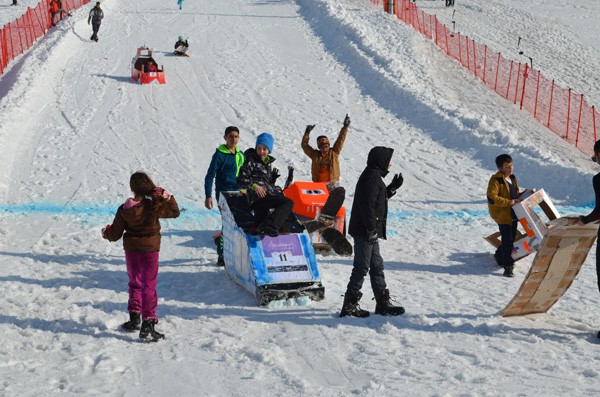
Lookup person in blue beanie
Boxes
[237,132,294,237]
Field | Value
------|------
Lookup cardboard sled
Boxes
[284,181,346,251]
[484,189,560,261]
[218,192,324,305]
[131,47,166,84]
[500,217,598,317]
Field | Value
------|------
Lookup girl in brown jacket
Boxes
[102,172,180,341]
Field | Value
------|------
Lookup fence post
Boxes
[472,39,477,78]
[547,80,555,128]
[533,70,541,118]
[505,60,514,99]
[519,63,529,110]
[465,35,470,71]
[593,105,597,144]
[575,94,584,148]
[565,88,572,139]
[494,52,500,92]
[514,63,521,104]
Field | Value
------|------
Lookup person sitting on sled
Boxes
[237,132,294,237]
[174,36,189,56]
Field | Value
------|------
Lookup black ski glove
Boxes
[305,124,315,135]
[284,166,294,190]
[366,230,378,245]
[343,114,350,127]
[272,168,281,184]
[388,173,403,191]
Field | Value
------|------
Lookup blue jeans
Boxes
[346,236,387,297]
[496,222,517,269]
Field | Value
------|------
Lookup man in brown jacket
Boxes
[301,114,350,232]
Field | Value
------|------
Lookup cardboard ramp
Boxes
[500,217,599,317]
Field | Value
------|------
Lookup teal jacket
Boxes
[204,145,244,200]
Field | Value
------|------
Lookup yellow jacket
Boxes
[487,172,521,224]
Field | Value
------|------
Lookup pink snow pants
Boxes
[125,251,159,321]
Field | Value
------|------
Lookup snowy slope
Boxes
[1,0,600,395]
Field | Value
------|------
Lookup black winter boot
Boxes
[139,319,165,341]
[375,289,405,316]
[121,312,141,332]
[339,292,370,318]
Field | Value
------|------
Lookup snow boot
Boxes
[339,292,370,318]
[503,266,514,277]
[139,319,165,341]
[375,289,405,316]
[304,214,336,234]
[121,312,141,332]
[217,255,225,267]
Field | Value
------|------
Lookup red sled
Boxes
[131,47,166,85]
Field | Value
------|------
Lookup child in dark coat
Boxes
[102,172,180,341]
[237,132,294,237]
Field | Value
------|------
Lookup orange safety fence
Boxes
[0,0,90,77]
[371,0,598,155]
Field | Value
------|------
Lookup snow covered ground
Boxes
[1,0,600,395]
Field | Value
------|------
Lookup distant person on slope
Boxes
[339,146,405,318]
[11,0,18,6]
[204,126,244,266]
[486,154,528,278]
[88,2,104,42]
[300,114,350,232]
[174,36,189,56]
[102,172,180,341]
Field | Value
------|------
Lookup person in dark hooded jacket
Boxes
[340,146,405,318]
[87,2,104,42]
[237,132,294,237]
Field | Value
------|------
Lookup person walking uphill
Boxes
[204,126,244,266]
[237,132,294,237]
[88,2,104,42]
[339,146,405,318]
[486,154,525,278]
[102,172,180,341]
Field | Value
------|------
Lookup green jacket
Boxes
[487,172,521,225]
[301,125,348,183]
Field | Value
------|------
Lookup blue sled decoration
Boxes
[218,192,325,305]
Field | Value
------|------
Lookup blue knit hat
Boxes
[255,132,274,153]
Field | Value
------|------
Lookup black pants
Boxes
[252,194,294,231]
[91,22,101,39]
[320,186,346,218]
[346,236,387,297]
[496,222,517,269]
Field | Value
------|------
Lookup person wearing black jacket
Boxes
[88,2,104,42]
[340,146,405,318]
[578,140,600,337]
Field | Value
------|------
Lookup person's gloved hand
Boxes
[343,114,351,127]
[388,173,403,191]
[101,225,111,239]
[272,168,280,183]
[366,229,378,245]
[305,125,315,135]
[154,186,171,200]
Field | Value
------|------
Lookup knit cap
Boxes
[255,132,274,153]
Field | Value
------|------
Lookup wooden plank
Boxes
[500,218,598,317]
